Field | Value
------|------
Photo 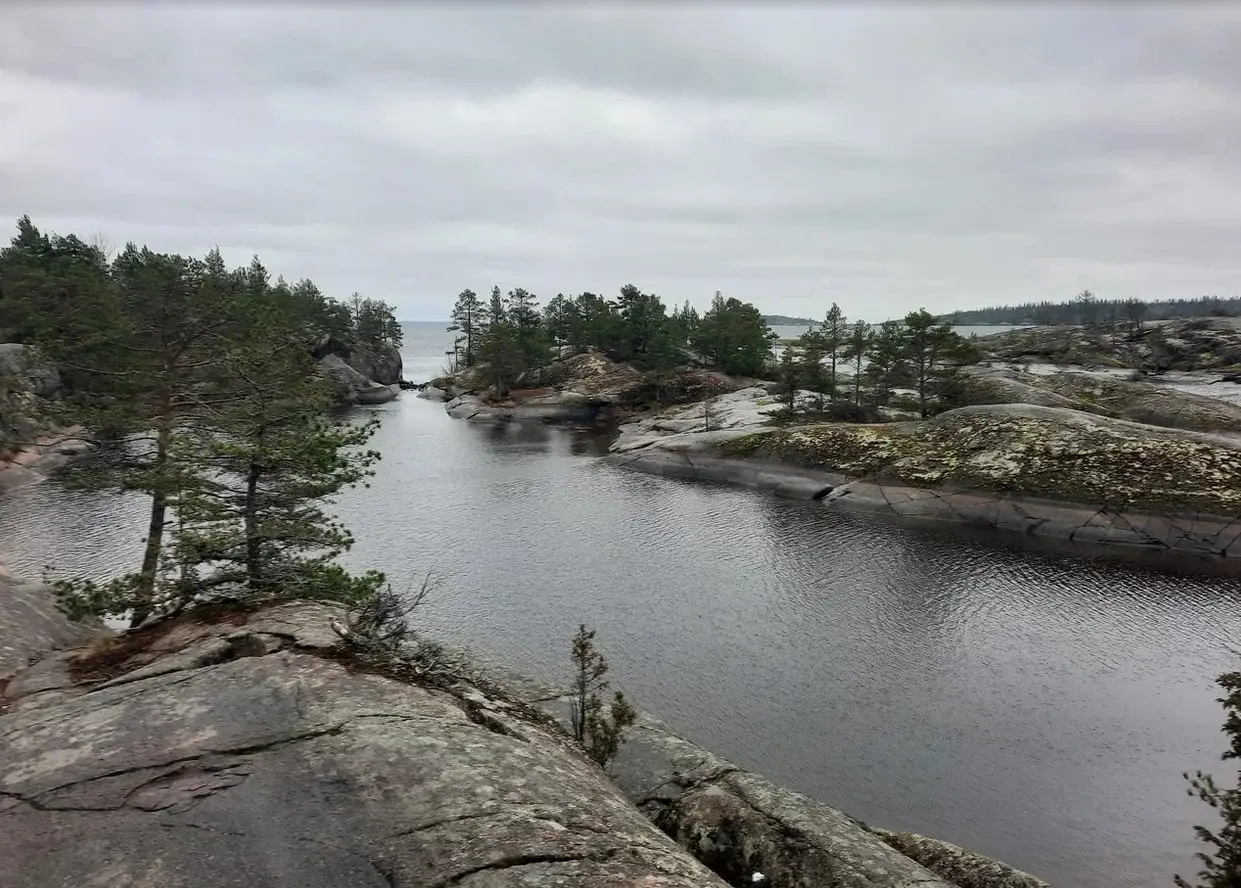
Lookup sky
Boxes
[3,4,1241,322]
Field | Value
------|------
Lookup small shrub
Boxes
[568,624,637,769]
[335,574,450,675]
[1176,669,1241,888]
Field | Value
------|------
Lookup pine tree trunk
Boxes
[244,460,262,589]
[131,421,171,628]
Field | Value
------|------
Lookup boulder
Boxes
[316,353,398,405]
[0,567,99,681]
[346,341,404,386]
[871,828,1050,888]
[416,384,450,401]
[0,602,726,888]
[0,343,60,399]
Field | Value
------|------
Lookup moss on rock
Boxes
[719,405,1241,515]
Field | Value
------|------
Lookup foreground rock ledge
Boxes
[0,601,724,888]
[1,598,1049,888]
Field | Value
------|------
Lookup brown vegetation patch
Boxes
[67,603,254,686]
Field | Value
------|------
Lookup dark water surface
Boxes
[2,322,1239,888]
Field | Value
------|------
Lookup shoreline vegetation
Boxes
[0,216,406,627]
[427,286,1241,564]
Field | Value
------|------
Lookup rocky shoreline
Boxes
[0,337,405,494]
[1,583,1049,888]
[423,325,1241,564]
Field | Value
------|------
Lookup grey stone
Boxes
[345,342,403,386]
[316,354,398,405]
[417,384,449,401]
[872,828,1050,888]
[0,343,60,399]
[0,571,98,681]
[0,603,727,888]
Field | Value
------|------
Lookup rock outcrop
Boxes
[483,672,1046,888]
[0,565,98,682]
[0,342,91,492]
[977,318,1241,371]
[1,598,1056,888]
[0,601,728,888]
[962,364,1241,433]
[0,343,60,400]
[610,399,1241,559]
[346,341,404,386]
[430,351,747,426]
[316,353,400,405]
[312,335,403,405]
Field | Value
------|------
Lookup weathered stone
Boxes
[0,569,98,681]
[977,318,1241,371]
[962,364,1241,432]
[316,353,399,405]
[872,828,1050,888]
[0,343,60,399]
[346,341,403,386]
[524,700,967,888]
[0,603,727,888]
[417,384,450,401]
[608,400,1241,560]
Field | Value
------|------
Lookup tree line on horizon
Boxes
[448,285,979,417]
[448,285,777,395]
[775,304,980,420]
[0,215,401,625]
[942,292,1241,327]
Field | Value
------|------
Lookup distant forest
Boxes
[941,294,1241,326]
[761,314,818,326]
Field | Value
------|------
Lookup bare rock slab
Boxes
[0,602,725,888]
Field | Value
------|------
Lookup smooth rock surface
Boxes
[872,828,1050,888]
[346,341,404,386]
[316,353,399,405]
[0,343,60,399]
[0,567,98,681]
[962,364,1241,433]
[520,690,992,888]
[0,602,727,888]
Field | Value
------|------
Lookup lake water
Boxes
[1,321,1239,888]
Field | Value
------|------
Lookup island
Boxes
[427,286,1241,565]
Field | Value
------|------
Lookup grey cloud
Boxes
[2,3,1241,320]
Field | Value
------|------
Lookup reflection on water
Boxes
[2,350,1240,888]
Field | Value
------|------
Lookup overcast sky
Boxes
[3,4,1240,321]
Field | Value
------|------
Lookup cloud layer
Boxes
[3,4,1240,320]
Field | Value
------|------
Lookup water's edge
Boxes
[603,447,1241,574]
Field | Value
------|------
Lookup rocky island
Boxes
[425,309,1241,564]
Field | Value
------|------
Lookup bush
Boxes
[568,624,637,769]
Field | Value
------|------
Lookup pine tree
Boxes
[820,302,848,399]
[1177,669,1241,888]
[171,283,383,606]
[903,308,973,418]
[797,329,827,409]
[841,320,873,406]
[448,289,485,366]
[507,287,546,368]
[865,320,907,407]
[777,344,802,412]
[692,292,776,377]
